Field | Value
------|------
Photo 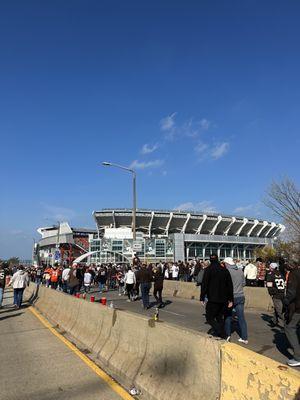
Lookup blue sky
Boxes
[0,1,299,259]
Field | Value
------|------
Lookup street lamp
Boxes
[101,162,137,241]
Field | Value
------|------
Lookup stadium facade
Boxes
[89,208,284,264]
[35,222,97,265]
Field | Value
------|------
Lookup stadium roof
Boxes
[93,208,284,238]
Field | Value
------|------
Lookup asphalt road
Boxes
[0,291,129,400]
[85,285,298,366]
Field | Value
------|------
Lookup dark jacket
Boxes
[0,267,6,289]
[68,269,80,288]
[136,268,152,284]
[96,268,107,284]
[266,270,285,299]
[284,268,300,315]
[153,268,164,290]
[200,263,233,304]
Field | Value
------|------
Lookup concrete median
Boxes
[162,280,273,311]
[26,284,221,400]
[25,284,299,400]
[220,342,300,400]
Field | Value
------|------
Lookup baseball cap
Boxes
[270,262,278,269]
[224,257,235,266]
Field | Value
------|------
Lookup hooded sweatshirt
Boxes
[10,270,29,289]
[226,264,245,298]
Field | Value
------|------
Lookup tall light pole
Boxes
[102,162,137,241]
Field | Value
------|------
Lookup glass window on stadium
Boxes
[246,246,255,260]
[204,244,219,258]
[186,243,204,258]
[220,245,232,259]
[112,240,123,252]
[155,239,166,258]
[233,245,245,259]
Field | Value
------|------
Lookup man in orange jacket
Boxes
[50,266,60,289]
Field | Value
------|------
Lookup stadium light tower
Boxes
[101,162,137,241]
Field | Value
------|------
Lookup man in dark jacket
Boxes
[136,264,152,309]
[0,264,7,308]
[283,263,300,367]
[153,264,164,307]
[266,263,285,326]
[200,255,234,338]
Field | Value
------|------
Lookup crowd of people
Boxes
[0,255,299,367]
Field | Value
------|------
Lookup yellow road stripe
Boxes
[28,306,134,400]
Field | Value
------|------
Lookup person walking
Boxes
[68,265,80,295]
[50,266,60,289]
[96,266,107,293]
[0,263,7,308]
[200,255,233,338]
[266,262,285,327]
[153,265,164,307]
[8,266,29,308]
[256,258,266,287]
[244,261,257,286]
[61,265,71,293]
[83,269,92,293]
[136,264,153,309]
[283,263,300,367]
[224,257,248,344]
[124,267,136,302]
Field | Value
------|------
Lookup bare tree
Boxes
[264,178,300,238]
[264,178,300,262]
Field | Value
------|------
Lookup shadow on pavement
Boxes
[260,313,293,360]
[27,285,40,304]
[0,312,23,321]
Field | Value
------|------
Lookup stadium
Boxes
[89,208,285,264]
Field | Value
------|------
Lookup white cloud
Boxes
[42,203,76,221]
[211,142,229,159]
[174,201,217,214]
[194,142,208,155]
[233,203,262,216]
[129,159,164,170]
[199,118,211,130]
[141,143,159,155]
[10,229,23,235]
[160,112,176,131]
[234,205,254,214]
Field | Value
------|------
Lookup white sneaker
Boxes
[287,359,300,367]
[238,338,248,345]
[118,293,122,296]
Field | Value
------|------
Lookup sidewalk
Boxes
[0,290,129,400]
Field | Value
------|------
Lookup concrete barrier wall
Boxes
[220,342,300,400]
[25,285,299,400]
[162,280,273,311]
[25,285,220,400]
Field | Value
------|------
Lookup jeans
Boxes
[140,282,151,308]
[69,285,79,295]
[99,282,106,292]
[0,287,3,306]
[62,281,69,293]
[206,301,226,338]
[225,296,248,340]
[35,278,42,286]
[126,283,134,300]
[285,313,300,361]
[153,287,163,305]
[272,297,284,324]
[14,288,25,308]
